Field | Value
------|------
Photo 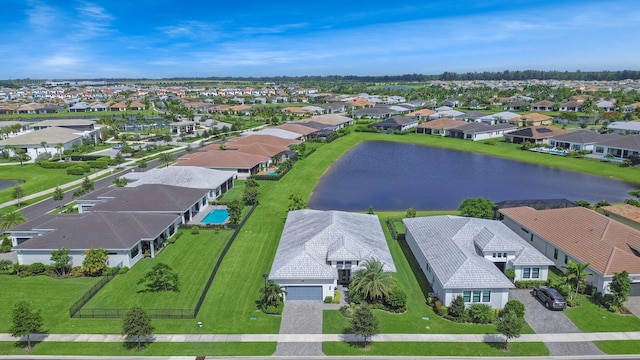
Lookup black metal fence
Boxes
[69,204,259,319]
[386,217,398,240]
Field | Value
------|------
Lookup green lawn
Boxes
[564,294,640,332]
[85,229,232,310]
[0,276,100,333]
[322,341,549,356]
[593,340,640,354]
[0,342,275,356]
[0,164,85,205]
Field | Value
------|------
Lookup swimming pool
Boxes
[201,209,229,224]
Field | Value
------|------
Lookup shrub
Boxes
[448,296,467,321]
[118,266,130,275]
[0,259,13,271]
[484,139,497,145]
[502,300,525,318]
[468,304,494,324]
[87,160,109,169]
[1,236,12,252]
[66,166,88,175]
[348,288,366,304]
[28,262,47,275]
[324,296,334,303]
[505,269,515,282]
[385,289,407,313]
[433,300,448,316]
[339,305,354,318]
[263,304,283,315]
[333,290,341,304]
[514,280,548,289]
[190,226,200,235]
[104,267,119,276]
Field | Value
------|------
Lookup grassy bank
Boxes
[323,341,549,356]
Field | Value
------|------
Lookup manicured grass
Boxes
[564,294,640,332]
[85,229,231,311]
[0,109,153,120]
[377,210,459,234]
[0,341,275,356]
[0,275,101,333]
[0,164,84,205]
[322,341,549,356]
[593,340,640,354]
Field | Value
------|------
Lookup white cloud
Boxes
[73,2,115,40]
[42,55,82,67]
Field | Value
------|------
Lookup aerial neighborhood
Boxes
[1,76,640,357]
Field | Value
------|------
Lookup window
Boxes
[523,267,531,278]
[482,290,491,302]
[532,267,540,279]
[497,253,502,258]
[473,291,481,302]
[554,248,558,260]
[530,233,533,242]
[564,255,568,264]
[463,291,471,302]
[595,146,604,153]
[503,252,507,258]
[521,227,529,234]
[492,253,496,258]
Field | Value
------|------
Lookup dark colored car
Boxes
[533,286,567,310]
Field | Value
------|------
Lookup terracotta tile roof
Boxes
[417,118,467,129]
[499,206,640,276]
[601,204,640,224]
[225,134,300,147]
[175,150,268,169]
[110,101,127,109]
[276,123,318,136]
[281,107,312,114]
[345,97,374,107]
[407,108,436,116]
[532,100,555,106]
[511,113,553,122]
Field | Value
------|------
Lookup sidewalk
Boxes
[1,331,639,343]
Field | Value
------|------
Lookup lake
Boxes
[0,179,20,191]
[307,141,637,211]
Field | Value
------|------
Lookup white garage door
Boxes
[631,282,640,297]
[286,286,323,301]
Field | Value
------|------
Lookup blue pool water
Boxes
[201,209,229,224]
[268,172,279,176]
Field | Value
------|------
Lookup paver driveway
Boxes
[274,301,324,356]
[509,289,604,356]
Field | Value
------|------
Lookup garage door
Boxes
[631,282,640,297]
[286,286,322,301]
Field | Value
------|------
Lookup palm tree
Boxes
[55,142,64,160]
[563,260,592,295]
[40,141,48,157]
[158,153,174,168]
[0,210,27,230]
[350,258,396,303]
[260,280,286,308]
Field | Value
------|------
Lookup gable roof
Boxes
[81,184,207,212]
[454,122,517,134]
[551,130,620,144]
[225,134,300,147]
[275,123,318,136]
[0,126,83,146]
[270,210,396,280]
[417,118,467,129]
[123,166,234,190]
[403,216,536,289]
[499,206,640,276]
[601,204,640,225]
[12,212,180,250]
[507,126,569,139]
[175,150,268,169]
[595,134,640,151]
[242,128,302,139]
[372,116,418,127]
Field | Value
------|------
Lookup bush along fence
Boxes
[386,217,405,241]
[68,203,258,319]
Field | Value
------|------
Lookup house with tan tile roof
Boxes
[306,114,354,128]
[531,100,555,111]
[508,113,553,127]
[275,123,319,139]
[129,100,146,110]
[416,118,467,136]
[225,134,301,148]
[281,106,313,115]
[503,125,569,145]
[601,204,640,231]
[500,206,640,295]
[109,101,127,111]
[406,108,436,121]
[175,150,268,178]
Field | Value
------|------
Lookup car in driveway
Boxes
[533,286,567,310]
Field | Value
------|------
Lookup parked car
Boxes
[533,286,567,310]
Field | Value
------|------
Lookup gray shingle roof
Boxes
[12,211,180,250]
[404,216,552,289]
[269,210,396,280]
[123,166,234,190]
[0,127,83,146]
[82,184,207,212]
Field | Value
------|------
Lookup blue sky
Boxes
[1,0,639,79]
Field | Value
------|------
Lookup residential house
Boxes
[241,127,303,140]
[508,113,553,127]
[404,216,553,308]
[109,101,127,111]
[406,108,436,121]
[122,166,235,201]
[68,102,91,112]
[500,206,640,295]
[0,127,86,159]
[8,211,181,267]
[448,123,517,141]
[175,150,269,178]
[596,100,616,112]
[275,123,319,140]
[531,100,555,112]
[504,126,569,145]
[269,210,396,301]
[129,101,146,110]
[503,100,529,111]
[371,116,419,132]
[428,109,466,120]
[601,204,640,232]
[307,114,354,129]
[31,119,102,143]
[607,121,640,135]
[477,111,521,125]
[592,134,640,160]
[559,101,584,112]
[415,118,466,136]
[549,130,620,152]
[352,106,399,119]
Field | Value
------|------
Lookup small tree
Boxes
[82,247,108,276]
[114,152,126,167]
[608,270,631,311]
[501,299,525,319]
[367,205,375,214]
[227,200,244,225]
[351,305,379,347]
[138,159,148,171]
[448,295,467,321]
[50,247,72,277]
[52,187,65,207]
[405,207,417,218]
[158,152,174,167]
[287,194,306,211]
[260,279,286,310]
[137,262,179,292]
[9,300,43,349]
[0,210,27,230]
[242,184,259,205]
[113,177,129,187]
[12,186,25,207]
[81,177,94,193]
[496,311,524,351]
[122,306,154,350]
[458,197,496,219]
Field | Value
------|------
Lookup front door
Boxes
[338,269,351,285]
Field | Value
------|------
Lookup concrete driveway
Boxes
[274,301,324,356]
[509,289,603,356]
[625,296,640,318]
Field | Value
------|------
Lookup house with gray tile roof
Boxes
[269,210,395,301]
[8,211,181,267]
[403,216,552,308]
[549,130,621,152]
[122,166,235,201]
[76,184,209,224]
[592,133,640,160]
[0,126,86,160]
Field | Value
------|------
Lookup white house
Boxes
[404,216,553,308]
[269,210,396,301]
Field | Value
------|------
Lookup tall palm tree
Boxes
[40,141,48,157]
[350,258,396,303]
[55,142,64,160]
[563,260,592,295]
[0,210,27,230]
[158,153,174,168]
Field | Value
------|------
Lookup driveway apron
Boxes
[509,289,604,356]
[274,301,324,356]
[625,296,640,318]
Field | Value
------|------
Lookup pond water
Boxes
[0,179,20,191]
[307,141,637,211]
